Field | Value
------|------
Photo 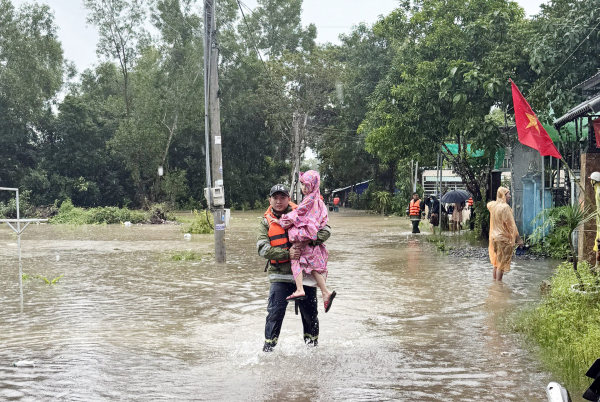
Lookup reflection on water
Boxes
[0,212,558,401]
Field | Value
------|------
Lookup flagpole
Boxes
[542,154,545,240]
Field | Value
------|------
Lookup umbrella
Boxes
[441,189,471,204]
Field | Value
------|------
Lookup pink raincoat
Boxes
[279,171,329,279]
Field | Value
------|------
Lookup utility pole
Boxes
[290,112,300,202]
[290,112,308,203]
[204,0,226,262]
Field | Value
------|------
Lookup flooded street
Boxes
[0,211,559,401]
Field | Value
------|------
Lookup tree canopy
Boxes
[0,0,598,210]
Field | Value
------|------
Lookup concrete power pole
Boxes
[205,0,226,263]
[290,112,300,202]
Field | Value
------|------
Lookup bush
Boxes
[390,192,408,216]
[372,191,392,215]
[513,261,600,392]
[347,192,358,208]
[50,199,148,224]
[473,199,490,239]
[253,198,268,211]
[528,204,595,261]
[529,229,570,259]
[50,199,90,224]
[0,190,36,219]
[181,210,214,234]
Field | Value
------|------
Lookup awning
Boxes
[553,93,600,129]
[331,180,372,194]
[444,143,484,157]
[543,122,577,142]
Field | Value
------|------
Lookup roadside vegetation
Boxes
[528,204,596,262]
[179,210,214,235]
[167,251,207,261]
[49,200,174,225]
[513,261,600,392]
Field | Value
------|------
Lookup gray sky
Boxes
[13,0,546,74]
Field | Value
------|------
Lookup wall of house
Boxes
[511,142,546,235]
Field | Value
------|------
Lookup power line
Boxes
[527,17,600,99]
[235,0,278,90]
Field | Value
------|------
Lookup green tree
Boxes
[0,0,64,194]
[242,0,316,58]
[83,0,149,117]
[315,24,392,192]
[27,63,132,206]
[360,0,532,201]
[526,0,600,119]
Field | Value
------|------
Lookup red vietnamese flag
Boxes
[593,117,600,148]
[510,80,562,159]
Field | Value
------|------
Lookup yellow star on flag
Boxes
[525,113,540,133]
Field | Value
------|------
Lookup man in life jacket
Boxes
[257,184,332,352]
[409,192,424,233]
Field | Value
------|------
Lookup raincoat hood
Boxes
[300,171,320,195]
[496,187,509,204]
[277,170,328,235]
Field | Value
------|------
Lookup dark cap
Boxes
[269,184,290,197]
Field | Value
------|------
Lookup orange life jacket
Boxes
[264,203,298,265]
[409,199,421,216]
[468,197,473,207]
[333,197,340,205]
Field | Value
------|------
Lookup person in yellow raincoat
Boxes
[589,172,600,269]
[487,187,523,281]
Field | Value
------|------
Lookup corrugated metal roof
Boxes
[553,93,600,129]
[574,71,600,91]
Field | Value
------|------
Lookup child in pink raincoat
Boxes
[276,171,336,312]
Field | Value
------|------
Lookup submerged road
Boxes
[0,210,558,401]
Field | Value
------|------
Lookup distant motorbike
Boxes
[546,359,600,402]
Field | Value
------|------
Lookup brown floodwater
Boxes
[0,210,563,401]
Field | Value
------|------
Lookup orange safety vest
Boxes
[264,203,298,265]
[409,199,421,216]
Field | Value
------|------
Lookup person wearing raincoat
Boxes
[277,171,336,311]
[487,187,523,281]
[589,172,600,269]
[257,183,332,352]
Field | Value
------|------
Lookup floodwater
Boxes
[0,210,562,401]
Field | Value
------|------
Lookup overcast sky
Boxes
[12,0,547,74]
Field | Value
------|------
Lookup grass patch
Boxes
[169,251,205,261]
[181,210,214,234]
[22,273,63,285]
[512,260,600,392]
[425,234,451,252]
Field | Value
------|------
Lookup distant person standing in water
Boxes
[426,195,444,232]
[487,187,523,281]
[408,192,423,233]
